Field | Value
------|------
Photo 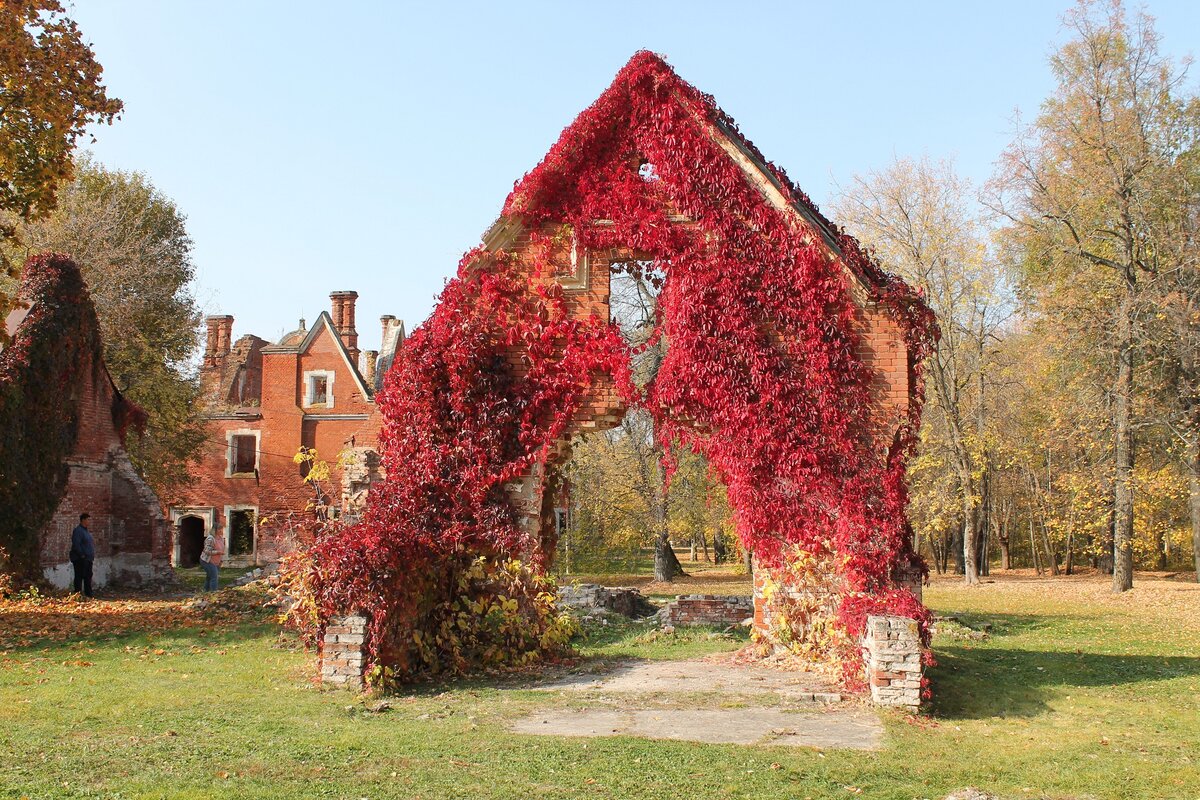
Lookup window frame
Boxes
[302,369,336,409]
[225,429,260,478]
[224,505,258,560]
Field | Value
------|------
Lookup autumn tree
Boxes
[606,259,690,581]
[1137,94,1200,582]
[561,413,733,578]
[835,157,1009,584]
[992,320,1115,575]
[0,0,122,324]
[988,0,1195,591]
[18,158,205,497]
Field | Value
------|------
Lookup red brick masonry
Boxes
[320,614,367,690]
[862,615,923,708]
[659,594,754,627]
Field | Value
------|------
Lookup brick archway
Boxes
[177,516,206,568]
[307,52,934,702]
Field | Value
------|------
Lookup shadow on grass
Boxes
[928,644,1200,719]
[935,610,1071,638]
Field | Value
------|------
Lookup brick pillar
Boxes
[363,350,378,388]
[330,296,345,330]
[862,615,923,709]
[203,315,233,369]
[330,291,359,365]
[217,316,233,355]
[320,614,366,690]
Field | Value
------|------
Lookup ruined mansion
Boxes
[168,292,404,569]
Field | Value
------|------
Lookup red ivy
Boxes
[299,51,938,682]
[0,254,108,578]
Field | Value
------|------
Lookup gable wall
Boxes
[39,348,170,589]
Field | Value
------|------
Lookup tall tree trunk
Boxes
[962,504,979,583]
[1029,517,1042,575]
[1189,435,1200,583]
[654,530,684,581]
[1156,520,1168,571]
[951,521,966,575]
[1112,282,1136,592]
[653,487,684,582]
[978,518,990,577]
[712,527,726,564]
[1098,501,1115,574]
[975,472,990,578]
[998,503,1011,570]
[1041,521,1060,576]
[959,464,980,584]
[932,531,946,574]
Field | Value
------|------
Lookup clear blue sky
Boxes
[72,1,1200,352]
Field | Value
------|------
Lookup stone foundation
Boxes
[320,614,366,690]
[659,594,753,626]
[862,615,923,709]
[557,584,656,617]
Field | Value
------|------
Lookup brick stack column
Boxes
[320,614,366,690]
[863,615,923,708]
[202,315,233,370]
[329,291,359,366]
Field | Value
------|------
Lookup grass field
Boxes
[1,571,1197,799]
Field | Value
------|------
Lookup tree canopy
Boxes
[0,0,122,322]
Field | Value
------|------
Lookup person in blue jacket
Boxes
[69,512,95,598]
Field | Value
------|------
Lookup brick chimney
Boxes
[329,291,359,364]
[380,314,396,347]
[203,315,233,370]
[363,350,379,389]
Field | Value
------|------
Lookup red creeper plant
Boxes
[287,51,937,687]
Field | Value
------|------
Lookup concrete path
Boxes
[512,653,883,750]
[511,706,883,748]
[531,654,843,703]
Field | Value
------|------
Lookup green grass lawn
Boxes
[1,574,1197,799]
[171,565,254,593]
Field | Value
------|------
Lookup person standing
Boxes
[69,513,95,598]
[199,527,225,592]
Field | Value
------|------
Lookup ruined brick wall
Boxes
[750,285,923,677]
[500,228,625,550]
[660,594,753,627]
[751,558,843,644]
[38,352,170,589]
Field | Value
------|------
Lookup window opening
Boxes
[232,434,257,474]
[310,374,329,405]
[229,509,256,556]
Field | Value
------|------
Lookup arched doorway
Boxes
[178,516,205,567]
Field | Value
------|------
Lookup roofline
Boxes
[261,311,374,401]
[710,117,842,255]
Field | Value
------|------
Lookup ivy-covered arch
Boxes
[287,52,936,687]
